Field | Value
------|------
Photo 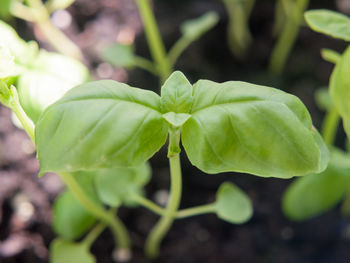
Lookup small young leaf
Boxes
[215,182,252,224]
[321,48,341,64]
[94,163,151,207]
[50,239,95,263]
[53,191,97,240]
[162,112,191,128]
[17,51,89,123]
[36,80,168,175]
[283,148,350,221]
[182,80,329,178]
[160,71,193,113]
[181,11,219,41]
[330,45,350,139]
[314,88,333,111]
[305,10,350,41]
[101,43,136,68]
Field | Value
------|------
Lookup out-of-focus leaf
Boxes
[0,0,12,18]
[330,45,350,138]
[315,88,333,111]
[0,46,15,79]
[94,163,151,207]
[283,148,350,221]
[50,239,95,263]
[17,50,89,122]
[215,182,252,224]
[101,44,136,68]
[182,80,329,178]
[321,48,341,64]
[53,191,96,240]
[305,10,350,41]
[181,11,219,41]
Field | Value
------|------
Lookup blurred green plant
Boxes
[1,0,82,60]
[102,0,219,83]
[283,9,350,221]
[269,0,309,75]
[222,0,255,61]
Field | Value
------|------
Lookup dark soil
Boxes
[1,0,350,262]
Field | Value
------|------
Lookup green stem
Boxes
[133,195,165,216]
[321,106,340,146]
[134,56,158,75]
[11,0,83,61]
[59,172,131,250]
[268,0,309,75]
[167,37,191,67]
[176,204,216,219]
[144,130,182,259]
[135,0,172,83]
[7,86,35,142]
[82,222,106,248]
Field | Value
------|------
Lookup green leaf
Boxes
[305,9,350,41]
[0,46,15,79]
[53,191,97,240]
[282,148,350,221]
[0,0,12,18]
[215,182,252,224]
[101,44,136,68]
[314,88,333,111]
[330,45,350,139]
[50,239,95,263]
[36,80,168,175]
[162,112,191,128]
[160,71,193,113]
[181,11,219,41]
[321,48,341,64]
[46,0,75,11]
[182,80,329,178]
[17,50,89,123]
[94,163,151,207]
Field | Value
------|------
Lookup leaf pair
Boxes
[36,71,328,179]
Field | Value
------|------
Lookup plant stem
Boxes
[133,195,165,216]
[59,172,131,250]
[144,129,182,259]
[321,106,340,146]
[134,56,158,75]
[176,204,216,219]
[135,0,172,83]
[268,0,309,75]
[167,36,191,67]
[11,0,83,61]
[7,86,35,142]
[83,222,106,248]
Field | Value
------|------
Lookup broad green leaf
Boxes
[305,10,350,41]
[101,44,136,68]
[181,11,219,41]
[46,0,75,11]
[53,191,96,240]
[182,80,329,178]
[94,163,151,207]
[215,182,252,224]
[283,148,350,221]
[50,239,95,263]
[330,45,350,138]
[314,88,332,111]
[36,80,168,175]
[17,50,89,123]
[160,71,193,113]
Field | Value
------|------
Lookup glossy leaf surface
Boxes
[102,43,136,68]
[182,80,328,178]
[36,80,168,175]
[53,190,96,240]
[283,148,350,221]
[215,182,252,224]
[18,51,89,123]
[94,163,151,207]
[330,45,350,138]
[305,10,350,41]
[50,239,95,263]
